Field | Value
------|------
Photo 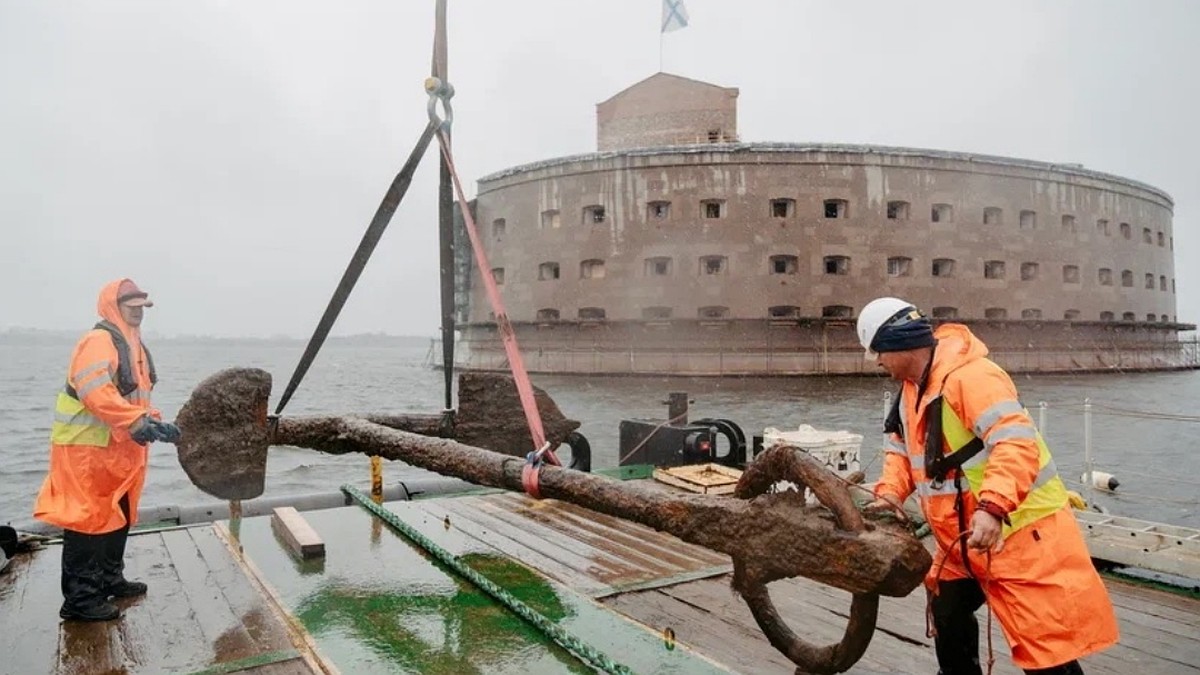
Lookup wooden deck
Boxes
[416,492,1200,675]
[0,526,321,675]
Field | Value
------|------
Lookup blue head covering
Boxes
[870,306,936,353]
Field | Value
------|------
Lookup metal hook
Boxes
[424,76,455,131]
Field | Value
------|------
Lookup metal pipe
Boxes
[12,476,477,535]
[1038,400,1047,437]
[1083,398,1094,504]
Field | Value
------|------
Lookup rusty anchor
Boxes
[174,367,931,674]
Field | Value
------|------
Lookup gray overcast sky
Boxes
[2,0,1198,338]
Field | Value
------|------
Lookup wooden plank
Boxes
[160,528,261,663]
[494,493,729,571]
[474,496,680,578]
[270,508,325,561]
[0,548,62,675]
[113,531,215,673]
[212,521,338,675]
[404,498,612,596]
[189,526,295,653]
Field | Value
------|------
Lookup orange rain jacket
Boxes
[34,279,159,534]
[875,324,1118,669]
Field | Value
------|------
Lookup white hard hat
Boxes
[856,297,917,353]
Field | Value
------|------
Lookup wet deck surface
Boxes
[6,492,1198,674]
[407,492,1200,675]
[0,526,314,675]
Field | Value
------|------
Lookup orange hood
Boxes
[96,278,141,346]
[928,323,990,386]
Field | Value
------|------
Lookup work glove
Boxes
[130,416,157,445]
[150,419,182,443]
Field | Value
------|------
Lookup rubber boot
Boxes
[101,494,147,599]
[60,529,120,622]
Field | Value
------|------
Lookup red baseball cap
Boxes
[117,279,154,307]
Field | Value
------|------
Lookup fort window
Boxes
[932,306,958,319]
[1019,210,1037,230]
[931,204,953,223]
[648,201,671,220]
[1147,313,1157,322]
[1158,231,1165,247]
[702,199,725,219]
[642,306,673,320]
[1096,219,1110,236]
[541,209,560,229]
[1061,215,1076,233]
[821,305,853,318]
[1160,275,1167,291]
[770,198,795,218]
[985,307,1008,320]
[536,308,560,321]
[492,218,506,238]
[538,262,560,281]
[887,256,913,277]
[887,201,910,220]
[580,259,606,279]
[1063,265,1080,283]
[578,307,606,320]
[1145,273,1155,290]
[1020,262,1039,281]
[823,255,850,275]
[1064,309,1081,321]
[1100,311,1115,321]
[983,207,1003,225]
[932,258,956,277]
[583,205,606,224]
[700,255,728,275]
[1122,311,1136,321]
[984,260,1006,280]
[1022,308,1043,320]
[490,267,505,285]
[1173,278,1176,293]
[698,306,730,319]
[770,254,799,275]
[824,199,848,219]
[1162,314,1171,323]
[1121,269,1133,287]
[1120,222,1131,239]
[769,305,800,319]
[1098,268,1113,286]
[1142,227,1152,244]
[644,257,673,276]
[707,129,722,143]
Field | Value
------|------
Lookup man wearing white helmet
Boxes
[857,297,1117,675]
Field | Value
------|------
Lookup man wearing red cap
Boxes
[34,279,181,621]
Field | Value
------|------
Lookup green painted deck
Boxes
[3,489,1199,674]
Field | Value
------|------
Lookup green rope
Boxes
[341,485,633,675]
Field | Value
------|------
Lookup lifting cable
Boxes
[342,485,633,675]
[273,122,438,416]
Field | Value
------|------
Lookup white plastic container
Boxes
[762,425,864,479]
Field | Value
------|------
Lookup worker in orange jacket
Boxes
[34,279,181,622]
[858,297,1118,675]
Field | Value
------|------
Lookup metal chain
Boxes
[341,485,633,675]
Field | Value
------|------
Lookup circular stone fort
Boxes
[453,73,1193,375]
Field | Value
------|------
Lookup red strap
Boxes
[521,463,542,500]
[434,131,560,470]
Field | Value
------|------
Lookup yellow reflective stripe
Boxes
[71,360,111,386]
[1031,459,1059,489]
[50,392,111,446]
[915,480,961,498]
[972,399,1025,438]
[75,372,113,398]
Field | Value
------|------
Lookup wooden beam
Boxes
[270,507,325,560]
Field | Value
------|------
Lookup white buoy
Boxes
[1081,470,1120,492]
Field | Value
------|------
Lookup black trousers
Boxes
[60,494,132,610]
[933,578,1084,675]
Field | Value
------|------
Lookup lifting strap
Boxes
[273,122,437,416]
